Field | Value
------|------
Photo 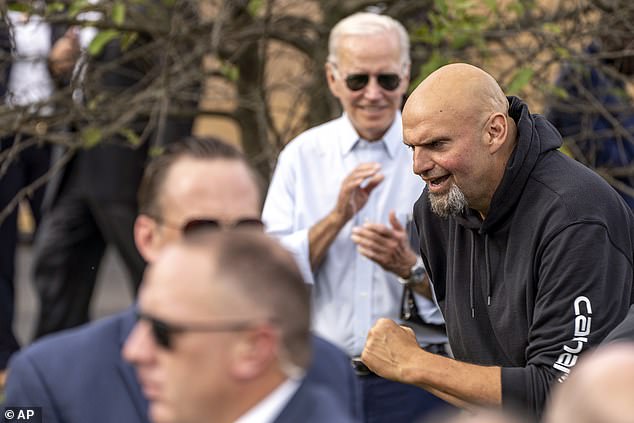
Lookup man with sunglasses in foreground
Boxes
[123,230,355,423]
[4,137,358,422]
[263,12,449,423]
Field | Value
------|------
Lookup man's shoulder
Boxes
[12,309,131,367]
[275,379,357,423]
[528,152,632,225]
[308,335,351,381]
[312,334,347,359]
[5,309,146,423]
[282,117,346,156]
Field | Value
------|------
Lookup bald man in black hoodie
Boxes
[360,63,634,419]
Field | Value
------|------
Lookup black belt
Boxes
[351,357,374,377]
[351,343,447,377]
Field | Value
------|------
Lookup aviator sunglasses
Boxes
[136,312,258,349]
[330,62,402,91]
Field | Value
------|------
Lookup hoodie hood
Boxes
[454,96,563,316]
[457,96,562,233]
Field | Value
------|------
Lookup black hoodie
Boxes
[414,96,634,418]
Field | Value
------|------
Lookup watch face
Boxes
[410,265,426,284]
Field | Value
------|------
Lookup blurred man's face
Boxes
[148,157,261,254]
[123,247,252,423]
[326,31,409,141]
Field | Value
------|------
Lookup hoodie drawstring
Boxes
[470,232,493,318]
[485,235,491,306]
[470,233,475,318]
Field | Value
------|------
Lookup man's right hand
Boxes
[333,162,384,224]
[308,162,383,270]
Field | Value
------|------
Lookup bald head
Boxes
[544,343,634,423]
[404,63,508,128]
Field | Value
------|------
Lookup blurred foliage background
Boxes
[1,0,633,216]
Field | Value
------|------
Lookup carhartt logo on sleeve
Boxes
[553,296,592,382]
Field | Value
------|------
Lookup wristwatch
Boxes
[398,256,426,286]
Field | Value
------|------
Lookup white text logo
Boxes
[553,296,592,381]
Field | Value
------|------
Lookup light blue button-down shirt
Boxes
[263,113,446,356]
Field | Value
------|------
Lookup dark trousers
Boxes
[32,180,145,338]
[357,374,453,423]
[0,139,50,369]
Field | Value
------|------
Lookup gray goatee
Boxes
[429,183,468,218]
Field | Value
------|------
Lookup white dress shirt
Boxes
[263,113,446,356]
[234,378,301,423]
[7,11,54,110]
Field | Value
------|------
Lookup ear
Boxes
[134,214,161,263]
[486,113,508,154]
[231,327,279,381]
[401,62,411,88]
[325,62,341,99]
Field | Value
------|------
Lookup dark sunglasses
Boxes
[151,215,264,235]
[136,311,257,350]
[181,218,264,234]
[344,73,402,91]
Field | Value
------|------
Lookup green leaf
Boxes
[545,84,569,100]
[451,30,476,49]
[220,63,240,81]
[87,93,105,111]
[68,0,91,18]
[46,2,66,14]
[8,3,31,13]
[121,32,139,51]
[483,0,498,12]
[88,30,120,56]
[81,126,102,148]
[412,51,450,89]
[118,128,141,146]
[455,0,475,14]
[542,22,561,34]
[248,0,263,17]
[506,67,534,94]
[554,47,571,60]
[149,145,165,158]
[559,143,573,158]
[509,1,525,17]
[112,1,126,25]
[434,0,449,16]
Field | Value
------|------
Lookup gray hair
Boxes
[327,12,411,67]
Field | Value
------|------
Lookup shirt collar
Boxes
[234,377,302,423]
[339,111,403,159]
